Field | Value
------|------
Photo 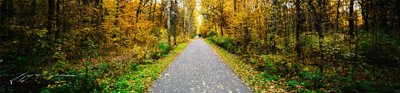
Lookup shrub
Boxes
[208,31,218,37]
[262,70,279,82]
[159,42,170,55]
[190,34,197,38]
[359,31,400,67]
[209,36,233,51]
[131,63,138,71]
[286,80,301,89]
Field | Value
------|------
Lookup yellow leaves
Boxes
[43,71,49,75]
[103,0,118,12]
[53,51,66,59]
[9,25,49,38]
[133,44,145,60]
[42,71,54,80]
[302,66,310,72]
[12,40,19,44]
[46,81,66,89]
[46,76,54,80]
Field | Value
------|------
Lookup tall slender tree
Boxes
[172,0,178,45]
[234,0,236,16]
[220,0,224,36]
[167,0,172,47]
[336,0,340,33]
[47,0,55,36]
[359,0,369,32]
[349,0,354,37]
[270,0,278,53]
[295,0,303,58]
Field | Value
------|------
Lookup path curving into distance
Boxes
[148,38,252,93]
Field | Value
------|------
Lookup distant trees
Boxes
[183,0,196,37]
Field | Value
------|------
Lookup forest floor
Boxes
[148,38,252,93]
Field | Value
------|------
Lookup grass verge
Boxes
[205,39,287,93]
[103,43,188,92]
[38,42,189,93]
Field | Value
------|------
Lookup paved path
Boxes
[148,38,252,93]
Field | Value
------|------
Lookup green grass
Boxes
[206,33,400,92]
[38,43,188,93]
[205,39,287,93]
[101,43,188,92]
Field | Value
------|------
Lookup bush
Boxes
[359,31,400,67]
[208,31,218,37]
[159,42,170,55]
[209,36,233,51]
[286,80,301,89]
[262,70,279,82]
[131,63,138,71]
[190,34,197,38]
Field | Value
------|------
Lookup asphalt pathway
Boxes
[148,38,252,93]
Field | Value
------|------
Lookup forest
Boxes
[0,0,399,92]
[202,0,399,92]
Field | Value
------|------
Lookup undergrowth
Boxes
[39,43,188,92]
[206,39,286,93]
[206,36,400,93]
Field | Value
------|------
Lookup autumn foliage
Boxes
[1,0,196,92]
[202,0,400,92]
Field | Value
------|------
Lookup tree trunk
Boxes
[244,26,250,53]
[264,4,269,53]
[152,0,157,21]
[307,0,324,51]
[149,0,153,20]
[295,0,302,58]
[159,0,163,25]
[214,19,217,34]
[234,0,236,14]
[55,0,61,38]
[270,0,277,54]
[136,0,143,23]
[349,0,354,36]
[360,0,369,32]
[167,0,171,47]
[183,2,186,36]
[220,0,224,36]
[336,0,340,33]
[308,0,324,88]
[48,0,55,35]
[173,0,177,45]
[0,0,9,25]
[31,0,36,14]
